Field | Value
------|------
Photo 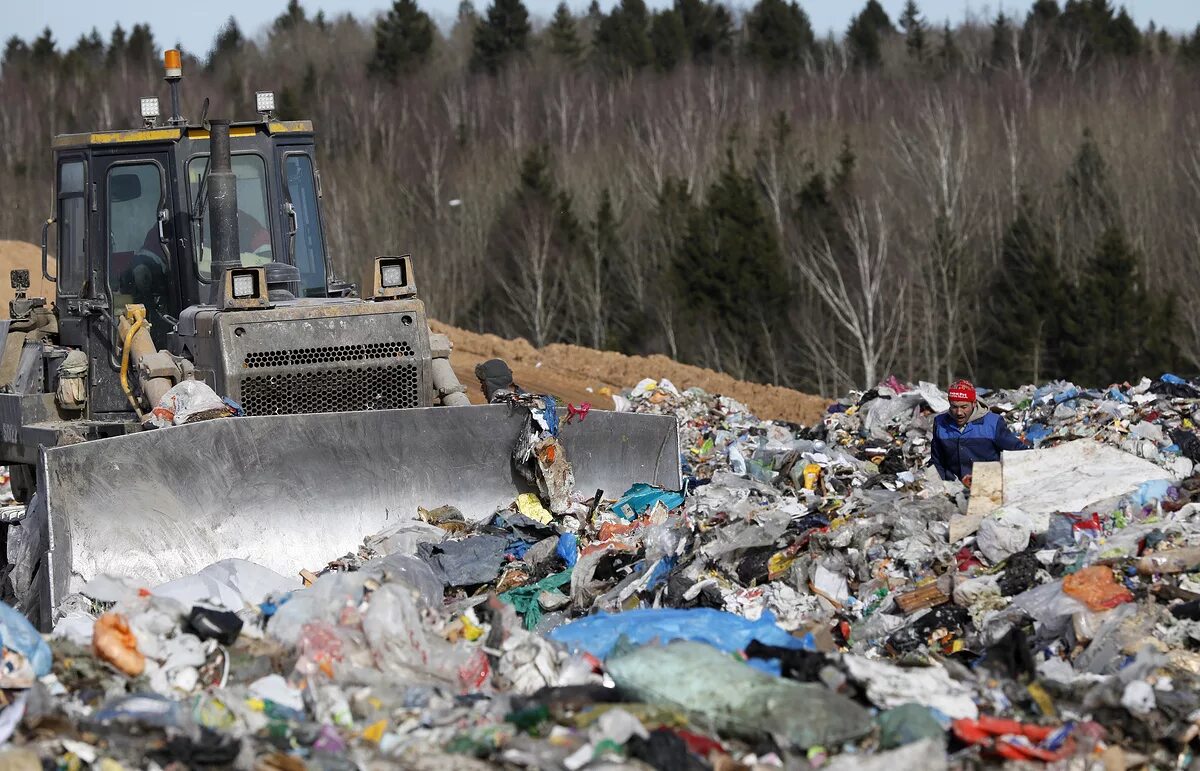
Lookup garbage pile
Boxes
[1,375,1200,768]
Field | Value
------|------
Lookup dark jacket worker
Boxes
[931,379,1028,487]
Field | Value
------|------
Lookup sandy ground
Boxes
[432,320,829,426]
[0,239,828,425]
[0,241,55,313]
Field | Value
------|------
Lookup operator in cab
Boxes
[930,379,1028,488]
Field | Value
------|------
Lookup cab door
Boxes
[275,147,329,297]
[88,152,179,417]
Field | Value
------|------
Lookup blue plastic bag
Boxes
[0,601,50,677]
[548,607,815,665]
[555,533,579,567]
[612,484,685,520]
[1132,479,1173,507]
[1024,423,1051,445]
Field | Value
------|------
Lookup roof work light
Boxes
[140,97,160,126]
[256,91,275,118]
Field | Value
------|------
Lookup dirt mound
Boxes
[431,320,829,426]
[0,241,55,314]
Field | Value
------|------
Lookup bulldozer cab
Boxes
[49,121,330,417]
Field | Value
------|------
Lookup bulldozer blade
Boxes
[31,405,679,624]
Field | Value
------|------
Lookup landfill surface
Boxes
[2,375,1200,769]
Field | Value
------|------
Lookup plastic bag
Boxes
[0,600,51,679]
[843,655,978,719]
[93,613,145,676]
[607,640,871,748]
[148,380,231,428]
[516,493,554,525]
[500,569,573,630]
[612,484,685,520]
[1061,566,1133,612]
[549,607,814,662]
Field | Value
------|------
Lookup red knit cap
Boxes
[948,379,976,403]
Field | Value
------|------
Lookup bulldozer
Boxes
[0,51,680,629]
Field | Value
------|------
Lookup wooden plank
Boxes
[948,461,1003,542]
[896,584,949,614]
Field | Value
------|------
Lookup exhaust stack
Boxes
[205,119,241,301]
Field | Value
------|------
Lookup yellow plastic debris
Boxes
[461,615,484,642]
[362,719,387,744]
[516,493,554,525]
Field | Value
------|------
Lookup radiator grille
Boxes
[243,341,415,369]
[240,364,421,415]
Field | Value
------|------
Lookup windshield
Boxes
[188,154,273,279]
[284,153,328,297]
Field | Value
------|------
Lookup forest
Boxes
[1,0,1198,394]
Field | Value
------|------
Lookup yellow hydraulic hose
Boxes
[119,305,147,419]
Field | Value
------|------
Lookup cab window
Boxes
[188,155,273,279]
[107,162,171,345]
[284,154,327,297]
[57,160,86,296]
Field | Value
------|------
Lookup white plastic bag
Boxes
[148,380,229,428]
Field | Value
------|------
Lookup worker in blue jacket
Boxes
[931,379,1028,487]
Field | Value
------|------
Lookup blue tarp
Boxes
[549,607,815,674]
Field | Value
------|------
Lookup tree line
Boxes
[1,0,1198,395]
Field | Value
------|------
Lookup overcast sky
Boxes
[5,0,1196,60]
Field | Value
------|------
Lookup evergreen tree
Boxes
[273,0,307,34]
[589,189,626,348]
[1060,226,1170,385]
[126,24,155,64]
[744,0,814,72]
[674,0,732,63]
[1061,0,1141,58]
[30,28,58,68]
[1029,0,1060,24]
[370,0,436,80]
[207,17,243,69]
[899,0,926,60]
[594,0,653,71]
[1181,24,1200,66]
[673,152,789,372]
[649,9,688,71]
[545,2,584,63]
[106,24,127,68]
[64,29,105,74]
[2,37,30,74]
[471,0,532,74]
[1107,8,1141,56]
[990,12,1014,68]
[484,145,581,343]
[937,22,961,71]
[978,198,1063,386]
[859,0,894,33]
[846,0,893,69]
[1064,129,1118,240]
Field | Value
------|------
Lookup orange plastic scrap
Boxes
[93,613,146,676]
[952,717,1076,762]
[1062,565,1135,612]
[597,520,640,542]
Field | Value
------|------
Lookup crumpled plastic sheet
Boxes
[607,640,872,749]
[549,607,814,664]
[842,655,979,719]
[417,535,508,587]
[152,559,297,611]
